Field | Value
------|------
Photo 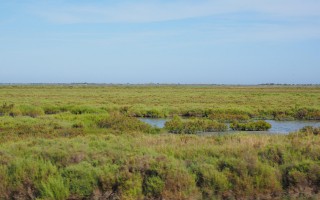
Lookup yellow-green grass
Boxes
[1,85,320,120]
[0,132,320,199]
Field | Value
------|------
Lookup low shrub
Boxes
[272,110,295,121]
[0,102,21,117]
[97,112,160,134]
[230,120,271,131]
[165,116,227,134]
[208,113,250,122]
[281,161,320,192]
[295,108,320,120]
[258,145,285,165]
[164,116,184,134]
[192,163,230,198]
[19,105,44,117]
[62,162,98,198]
[72,121,85,129]
[126,106,168,118]
[70,106,101,115]
[0,102,15,115]
[143,175,165,198]
[39,175,69,200]
[299,126,320,136]
[43,105,61,114]
[181,109,205,117]
[5,158,69,199]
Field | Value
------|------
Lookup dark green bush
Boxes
[143,175,165,198]
[62,162,98,198]
[230,120,271,131]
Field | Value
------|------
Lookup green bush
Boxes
[0,102,15,115]
[97,112,160,134]
[145,109,165,118]
[19,105,44,117]
[259,145,284,165]
[230,120,271,131]
[39,175,69,200]
[0,102,21,117]
[295,108,320,120]
[299,126,320,135]
[192,163,230,198]
[70,106,101,115]
[165,116,227,134]
[208,113,250,122]
[97,164,119,194]
[181,109,205,117]
[118,173,144,199]
[143,175,165,198]
[43,105,61,114]
[6,158,69,199]
[62,162,98,198]
[281,161,316,189]
[72,121,85,129]
[164,116,184,134]
[0,166,9,199]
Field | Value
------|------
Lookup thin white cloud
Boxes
[21,0,320,43]
[32,0,320,24]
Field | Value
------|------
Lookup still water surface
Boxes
[139,118,320,134]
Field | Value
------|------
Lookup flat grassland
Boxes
[1,85,320,119]
[0,85,320,199]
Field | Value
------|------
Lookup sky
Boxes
[0,0,319,84]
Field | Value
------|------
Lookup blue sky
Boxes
[0,0,319,84]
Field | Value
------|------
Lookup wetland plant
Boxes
[230,120,272,131]
[165,116,227,134]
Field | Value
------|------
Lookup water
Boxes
[139,118,167,128]
[139,118,320,134]
[266,120,320,134]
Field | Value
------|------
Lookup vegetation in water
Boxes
[164,116,227,134]
[230,120,272,131]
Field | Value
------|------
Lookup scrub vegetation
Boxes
[230,120,272,131]
[0,84,320,199]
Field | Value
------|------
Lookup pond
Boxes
[139,118,320,134]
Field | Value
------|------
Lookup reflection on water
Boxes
[139,118,320,134]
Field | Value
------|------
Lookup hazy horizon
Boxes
[1,1,320,84]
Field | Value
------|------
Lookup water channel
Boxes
[139,118,320,134]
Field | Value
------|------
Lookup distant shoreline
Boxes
[0,83,319,86]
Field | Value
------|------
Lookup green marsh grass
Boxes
[0,85,320,199]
